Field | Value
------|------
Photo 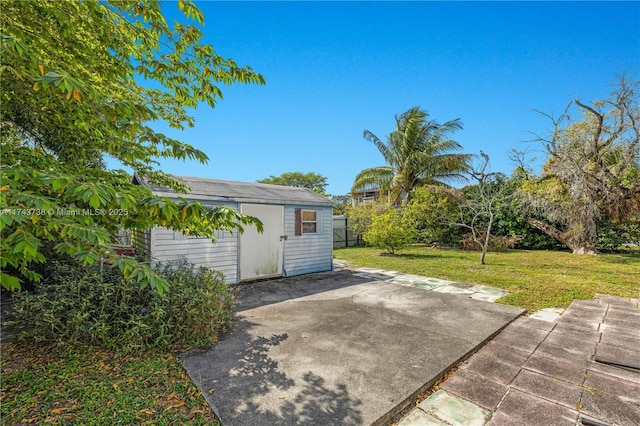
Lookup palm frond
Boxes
[351,166,394,194]
[353,106,466,200]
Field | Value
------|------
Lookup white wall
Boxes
[141,202,333,284]
[150,227,239,283]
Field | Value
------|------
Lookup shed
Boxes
[132,173,334,283]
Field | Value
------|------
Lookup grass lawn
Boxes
[0,343,218,425]
[2,247,637,424]
[334,246,640,313]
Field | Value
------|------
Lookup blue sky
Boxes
[140,1,639,196]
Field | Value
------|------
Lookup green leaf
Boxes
[0,271,21,291]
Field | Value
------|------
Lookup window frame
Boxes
[301,209,318,234]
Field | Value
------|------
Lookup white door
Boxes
[239,204,284,281]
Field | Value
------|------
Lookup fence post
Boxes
[345,217,348,247]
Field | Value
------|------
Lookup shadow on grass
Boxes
[395,252,442,261]
[596,253,640,265]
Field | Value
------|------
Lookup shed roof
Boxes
[133,173,333,207]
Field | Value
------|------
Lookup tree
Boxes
[453,152,510,265]
[257,172,328,195]
[351,107,469,204]
[344,199,391,238]
[0,0,265,291]
[330,194,352,215]
[362,209,414,255]
[402,185,461,246]
[522,76,640,254]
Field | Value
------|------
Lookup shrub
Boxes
[345,199,392,238]
[7,258,234,352]
[402,186,462,246]
[597,217,640,252]
[363,209,415,254]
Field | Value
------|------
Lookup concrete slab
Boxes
[599,331,640,352]
[469,285,508,298]
[417,390,491,426]
[535,337,598,362]
[396,408,448,426]
[394,274,453,287]
[391,280,438,291]
[440,369,509,411]
[588,361,640,385]
[398,294,640,426]
[432,285,475,295]
[515,316,557,332]
[599,322,640,339]
[555,315,601,330]
[605,308,640,321]
[595,343,640,367]
[550,323,602,343]
[581,370,640,425]
[594,294,640,306]
[473,341,532,367]
[542,333,599,359]
[528,307,564,322]
[489,389,579,425]
[461,352,523,385]
[489,322,549,352]
[469,292,504,303]
[523,353,589,385]
[179,271,523,426]
[510,369,583,410]
[562,304,608,320]
[355,267,386,273]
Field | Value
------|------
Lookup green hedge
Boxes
[8,258,234,352]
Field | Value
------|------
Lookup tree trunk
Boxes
[526,217,598,254]
[479,247,487,265]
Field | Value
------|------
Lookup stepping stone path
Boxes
[334,261,509,303]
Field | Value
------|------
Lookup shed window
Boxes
[302,210,317,234]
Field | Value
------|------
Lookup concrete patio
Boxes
[179,270,524,425]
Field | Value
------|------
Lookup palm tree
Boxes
[351,107,469,204]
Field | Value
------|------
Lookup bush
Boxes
[402,186,462,246]
[7,258,234,352]
[597,217,640,252]
[345,199,392,237]
[363,209,415,254]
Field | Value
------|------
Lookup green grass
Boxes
[334,246,640,312]
[2,247,637,424]
[0,343,218,425]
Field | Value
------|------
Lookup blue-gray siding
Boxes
[283,205,333,277]
[133,202,333,284]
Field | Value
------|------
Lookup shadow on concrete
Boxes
[181,272,524,425]
[234,270,371,312]
[182,316,363,425]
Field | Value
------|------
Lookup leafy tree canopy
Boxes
[257,172,329,195]
[330,194,352,215]
[351,106,469,204]
[0,0,265,291]
[521,76,640,254]
[402,185,461,246]
[363,209,415,255]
